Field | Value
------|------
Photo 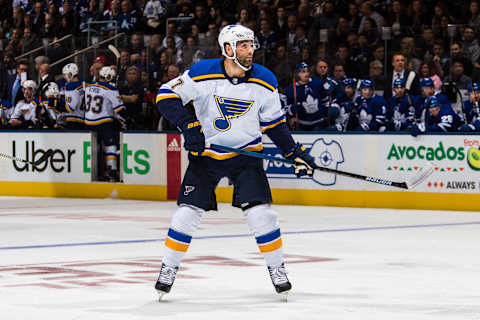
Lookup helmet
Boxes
[425,96,440,109]
[359,79,374,89]
[420,77,434,87]
[295,62,310,73]
[469,82,480,93]
[44,82,60,97]
[218,24,259,71]
[393,78,406,88]
[22,80,37,91]
[343,78,357,87]
[62,63,79,82]
[99,66,116,82]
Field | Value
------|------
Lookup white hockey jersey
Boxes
[63,81,85,124]
[156,58,286,160]
[10,99,38,123]
[84,81,125,126]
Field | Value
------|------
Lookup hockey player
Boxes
[61,63,85,128]
[155,24,316,298]
[387,78,419,131]
[9,80,39,128]
[416,77,451,124]
[458,82,480,132]
[339,78,359,131]
[84,66,125,181]
[285,62,328,130]
[353,79,388,131]
[324,78,355,131]
[410,96,462,136]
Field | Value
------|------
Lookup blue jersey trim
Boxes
[260,115,286,127]
[256,229,281,244]
[88,81,117,91]
[65,81,84,91]
[188,58,223,79]
[250,63,278,90]
[168,228,192,243]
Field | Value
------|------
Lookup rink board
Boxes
[0,131,479,211]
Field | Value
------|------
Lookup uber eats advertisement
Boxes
[0,132,92,182]
[264,134,480,194]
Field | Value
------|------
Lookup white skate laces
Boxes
[158,264,177,285]
[268,265,289,285]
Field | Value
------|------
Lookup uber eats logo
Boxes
[122,143,150,175]
[12,140,75,172]
[387,142,465,161]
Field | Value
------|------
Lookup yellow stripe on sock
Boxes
[165,237,189,252]
[258,238,282,253]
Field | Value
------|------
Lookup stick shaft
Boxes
[209,143,408,189]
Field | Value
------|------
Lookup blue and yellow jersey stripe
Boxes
[191,73,226,82]
[256,229,282,253]
[248,78,276,92]
[260,115,286,132]
[113,104,125,113]
[191,137,263,160]
[164,228,192,252]
[156,88,180,103]
[84,116,114,125]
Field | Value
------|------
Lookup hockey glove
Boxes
[409,123,425,137]
[181,119,205,155]
[285,143,315,178]
[458,124,475,132]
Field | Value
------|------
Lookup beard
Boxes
[236,54,253,68]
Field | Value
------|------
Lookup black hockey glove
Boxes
[285,143,315,177]
[181,119,205,155]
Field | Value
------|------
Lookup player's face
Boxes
[344,86,355,98]
[422,86,434,97]
[429,105,440,117]
[361,88,373,99]
[297,68,310,83]
[235,40,254,68]
[23,87,34,100]
[394,86,406,97]
[63,72,72,83]
[474,90,480,101]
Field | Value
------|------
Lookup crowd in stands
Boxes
[0,0,479,135]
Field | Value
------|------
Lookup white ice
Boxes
[0,197,479,320]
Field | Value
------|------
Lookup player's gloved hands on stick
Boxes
[285,143,315,177]
[181,119,205,155]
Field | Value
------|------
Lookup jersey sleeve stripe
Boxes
[113,104,125,113]
[156,94,181,103]
[256,229,281,244]
[248,78,275,92]
[157,88,176,94]
[261,115,286,132]
[258,238,283,253]
[191,74,225,81]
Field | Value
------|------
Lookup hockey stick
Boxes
[208,143,434,190]
[0,149,53,166]
[293,77,298,130]
[108,44,121,88]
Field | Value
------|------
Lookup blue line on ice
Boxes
[1,221,479,250]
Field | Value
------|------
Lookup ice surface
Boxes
[0,197,479,320]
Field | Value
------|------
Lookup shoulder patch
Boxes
[188,59,225,82]
[248,64,278,92]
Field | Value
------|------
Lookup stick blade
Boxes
[108,44,120,59]
[406,162,434,189]
[34,149,53,166]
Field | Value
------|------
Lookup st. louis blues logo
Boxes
[213,95,254,131]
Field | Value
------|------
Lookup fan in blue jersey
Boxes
[410,96,462,136]
[387,78,419,131]
[353,79,388,131]
[458,82,480,131]
[155,24,317,298]
[285,62,328,130]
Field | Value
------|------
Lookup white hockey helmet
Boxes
[62,63,79,82]
[44,82,60,97]
[218,24,259,71]
[22,80,37,91]
[99,66,116,82]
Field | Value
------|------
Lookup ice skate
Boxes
[268,263,292,297]
[155,263,178,300]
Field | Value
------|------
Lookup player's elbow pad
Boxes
[157,98,190,127]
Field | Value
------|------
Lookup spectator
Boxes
[182,36,205,70]
[5,60,29,110]
[162,22,183,50]
[446,42,473,77]
[37,63,55,100]
[333,44,355,77]
[468,0,480,34]
[79,0,103,35]
[444,60,473,90]
[419,61,442,92]
[237,8,249,27]
[461,27,480,65]
[258,19,278,57]
[369,60,385,92]
[271,43,294,92]
[119,65,144,129]
[408,0,430,35]
[117,0,138,33]
[143,0,165,33]
[332,63,346,83]
[128,32,144,54]
[292,24,309,57]
[358,1,385,35]
[386,0,412,39]
[273,7,288,41]
[415,27,435,60]
[332,17,351,45]
[192,4,209,33]
[285,15,297,52]
[400,37,421,73]
[347,3,361,32]
[431,40,449,77]
[384,52,420,100]
[40,13,58,41]
[32,1,45,31]
[118,49,130,86]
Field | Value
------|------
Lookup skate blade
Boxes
[278,290,289,302]
[156,290,168,301]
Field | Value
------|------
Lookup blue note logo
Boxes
[213,95,254,131]
[264,138,344,186]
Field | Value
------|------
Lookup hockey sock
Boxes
[245,204,284,267]
[104,145,117,170]
[162,204,204,267]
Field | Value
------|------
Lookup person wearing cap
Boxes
[353,79,388,131]
[458,82,480,131]
[387,77,420,131]
[410,96,462,136]
[285,62,329,131]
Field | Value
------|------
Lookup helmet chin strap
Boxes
[225,45,251,71]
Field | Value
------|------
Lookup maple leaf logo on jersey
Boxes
[213,95,254,131]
